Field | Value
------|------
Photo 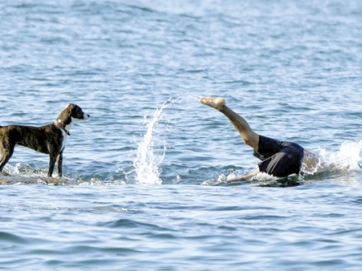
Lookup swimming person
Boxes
[200,97,330,181]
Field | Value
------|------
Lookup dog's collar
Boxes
[54,121,70,136]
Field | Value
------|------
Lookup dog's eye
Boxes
[73,107,83,117]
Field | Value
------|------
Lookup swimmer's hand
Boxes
[227,168,260,182]
[226,175,248,182]
[226,175,239,182]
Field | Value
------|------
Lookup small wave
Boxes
[0,232,28,244]
[101,218,161,229]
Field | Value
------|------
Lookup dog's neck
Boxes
[53,103,88,138]
[54,104,77,136]
[54,119,71,136]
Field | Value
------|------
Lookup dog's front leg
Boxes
[48,155,57,177]
[56,153,63,177]
[0,145,15,173]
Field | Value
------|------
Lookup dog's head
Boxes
[68,103,90,121]
[56,103,90,130]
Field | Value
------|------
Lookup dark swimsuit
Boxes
[253,135,304,177]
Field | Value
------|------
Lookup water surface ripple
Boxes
[1,0,362,270]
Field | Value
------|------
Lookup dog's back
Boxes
[0,125,63,154]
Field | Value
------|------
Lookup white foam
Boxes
[314,140,362,173]
[3,163,21,175]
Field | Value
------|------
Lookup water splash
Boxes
[133,99,174,185]
[317,140,362,172]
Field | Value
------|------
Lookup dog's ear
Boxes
[67,103,77,115]
[68,103,75,110]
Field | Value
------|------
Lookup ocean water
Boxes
[1,0,362,270]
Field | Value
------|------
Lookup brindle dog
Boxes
[0,104,89,177]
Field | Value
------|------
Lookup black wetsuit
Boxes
[253,135,304,177]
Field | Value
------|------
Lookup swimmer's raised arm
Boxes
[227,168,260,182]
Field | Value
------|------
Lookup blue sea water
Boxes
[1,0,362,270]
